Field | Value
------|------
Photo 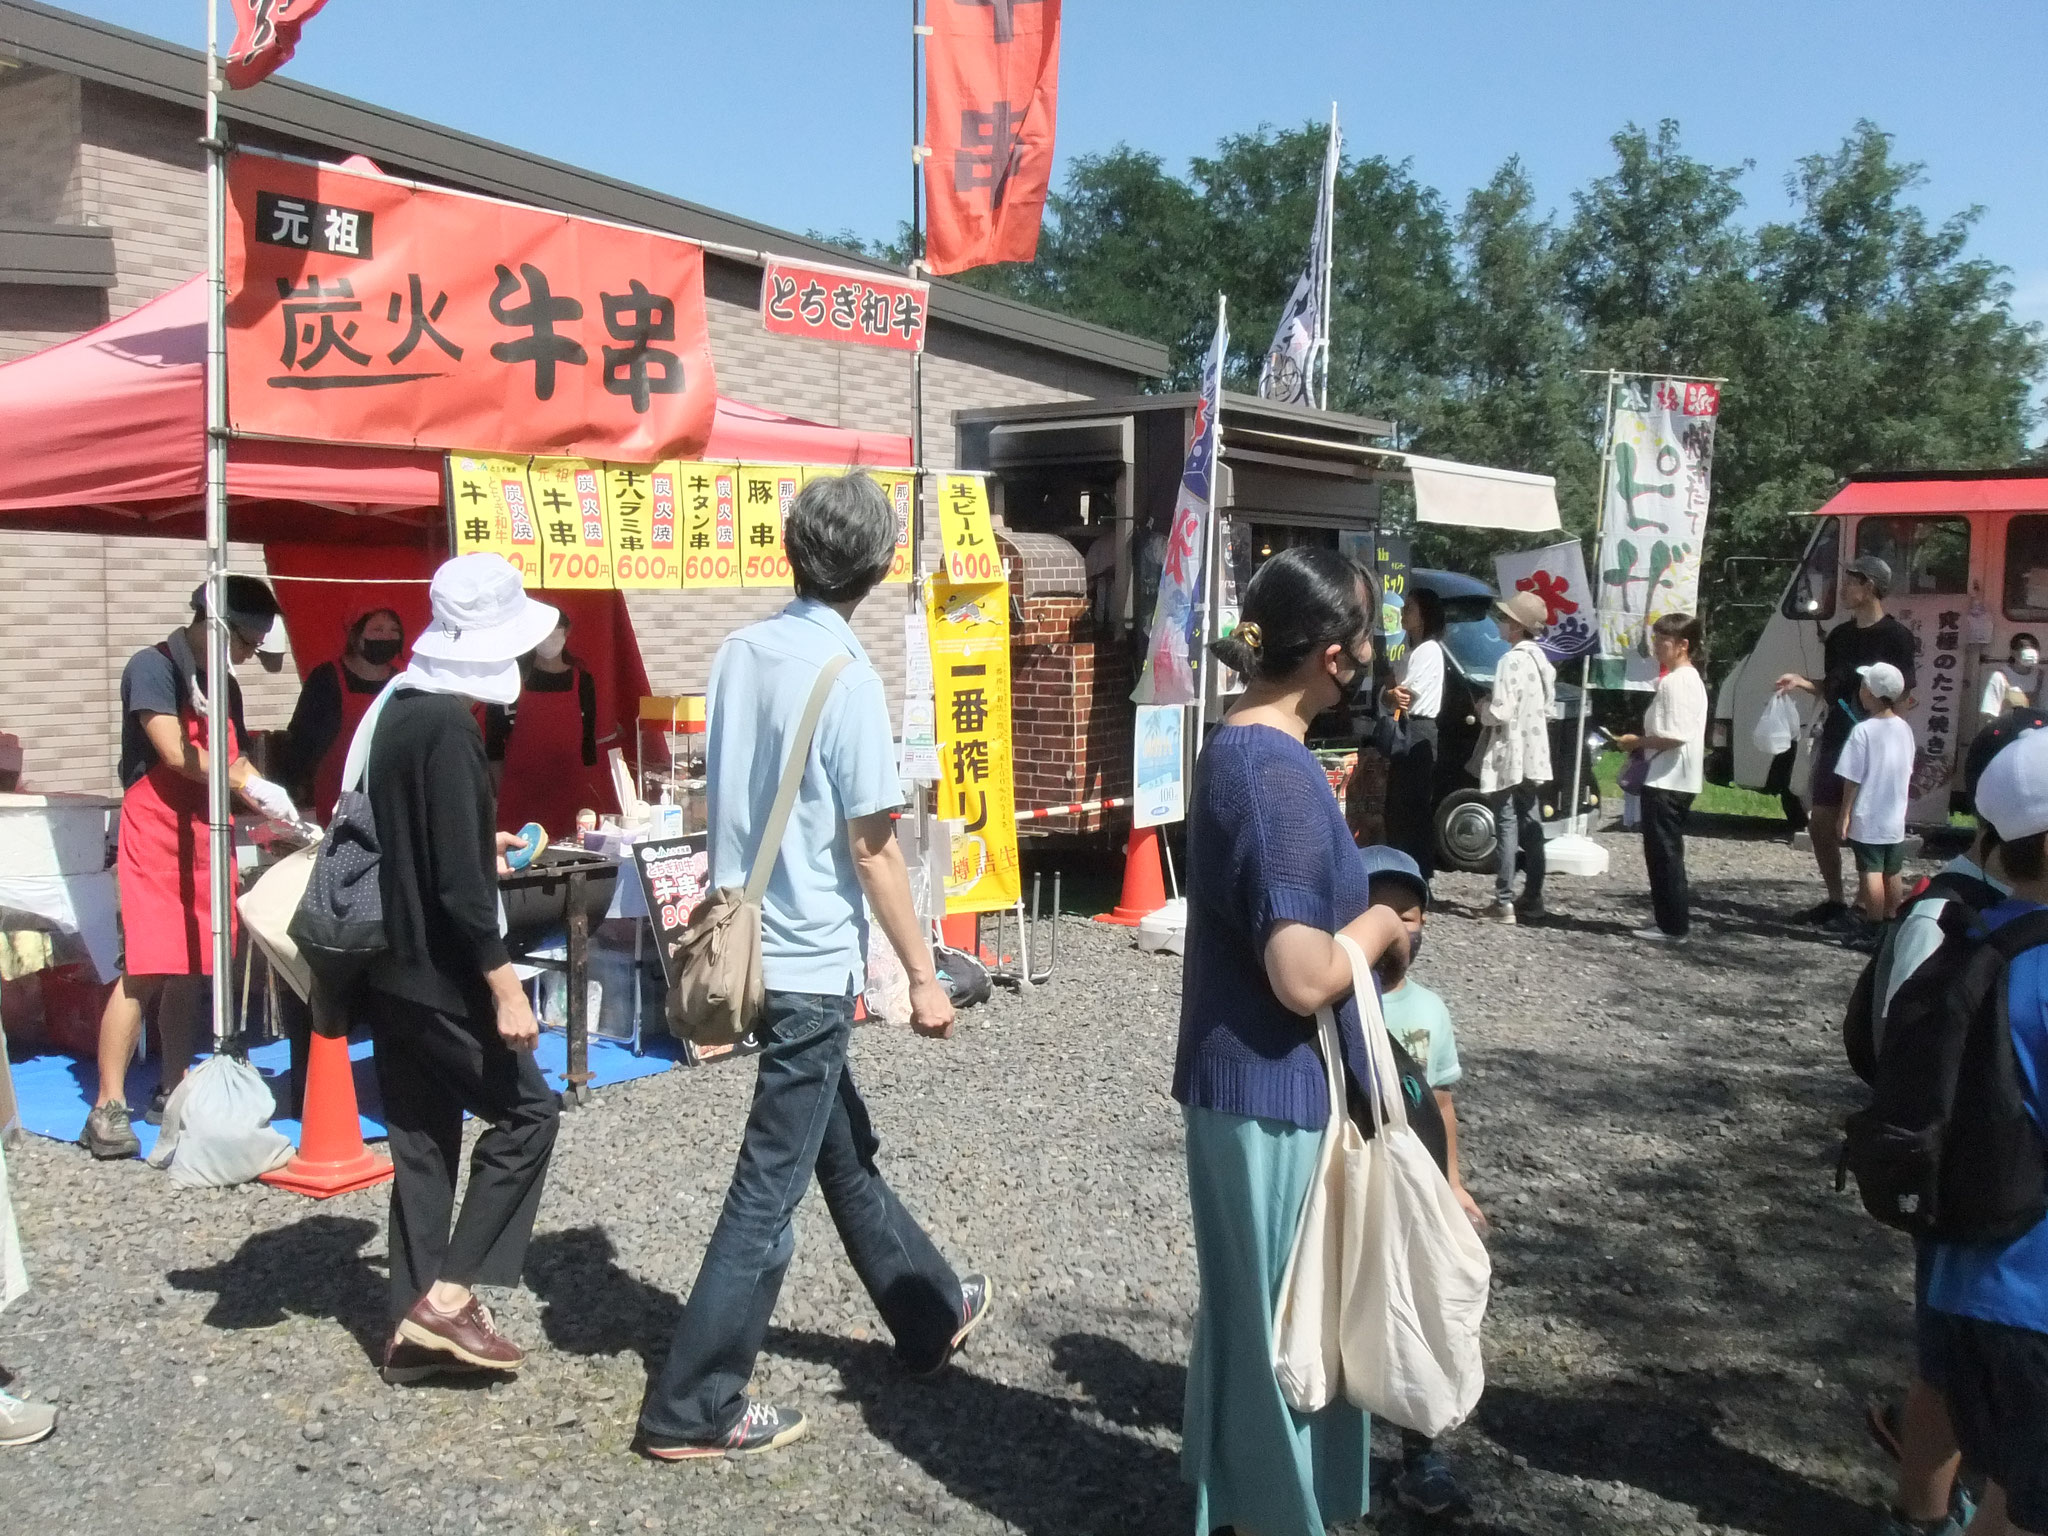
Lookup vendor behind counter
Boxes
[485,616,617,837]
[279,607,405,823]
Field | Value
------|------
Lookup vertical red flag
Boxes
[223,0,331,90]
[923,0,1061,275]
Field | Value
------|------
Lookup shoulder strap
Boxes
[338,680,400,799]
[1986,908,2048,962]
[743,653,852,903]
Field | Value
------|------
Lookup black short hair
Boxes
[1406,587,1446,640]
[1209,546,1373,683]
[1651,611,1704,666]
[2003,830,2048,882]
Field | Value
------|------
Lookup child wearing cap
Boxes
[1922,724,2048,1536]
[1361,846,1487,1519]
[1836,661,1918,930]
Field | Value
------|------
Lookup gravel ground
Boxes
[2,822,1938,1536]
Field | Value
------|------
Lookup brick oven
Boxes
[999,530,1132,837]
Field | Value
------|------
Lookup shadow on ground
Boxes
[165,1213,388,1364]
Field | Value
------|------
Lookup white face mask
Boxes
[2016,647,2039,673]
[535,631,568,661]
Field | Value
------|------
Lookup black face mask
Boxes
[359,638,402,667]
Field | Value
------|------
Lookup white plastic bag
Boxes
[1752,691,1801,757]
[864,923,912,1025]
[1272,935,1491,1435]
[146,1055,293,1188]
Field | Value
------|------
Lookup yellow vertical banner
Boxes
[447,452,542,588]
[678,462,743,589]
[939,472,1001,586]
[736,464,800,589]
[606,463,681,589]
[528,458,612,589]
[865,467,916,584]
[928,522,1020,913]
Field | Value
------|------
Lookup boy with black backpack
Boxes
[1918,726,2048,1536]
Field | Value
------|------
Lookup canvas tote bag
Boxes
[1273,934,1492,1433]
[669,655,848,1048]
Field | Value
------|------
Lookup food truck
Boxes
[1711,468,2048,825]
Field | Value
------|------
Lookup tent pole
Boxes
[202,0,234,1054]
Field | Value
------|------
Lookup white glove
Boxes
[241,775,298,824]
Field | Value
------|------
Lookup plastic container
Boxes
[1136,897,1188,956]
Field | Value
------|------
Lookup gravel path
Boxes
[3,823,1934,1535]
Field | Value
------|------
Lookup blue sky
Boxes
[59,1,2048,344]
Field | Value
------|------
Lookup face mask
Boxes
[2017,647,2039,673]
[359,638,401,667]
[536,632,568,661]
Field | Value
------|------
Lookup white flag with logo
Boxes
[1494,541,1599,662]
[1259,113,1339,408]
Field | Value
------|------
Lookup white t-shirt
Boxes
[1642,665,1708,794]
[1398,638,1445,719]
[1836,713,1917,845]
[1980,666,2043,716]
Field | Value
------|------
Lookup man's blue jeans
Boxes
[638,989,964,1442]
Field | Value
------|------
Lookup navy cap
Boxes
[1359,844,1429,907]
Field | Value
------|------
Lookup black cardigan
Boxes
[362,689,510,1017]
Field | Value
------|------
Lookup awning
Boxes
[1402,453,1562,532]
[1811,471,2048,518]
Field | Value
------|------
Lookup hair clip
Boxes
[1237,622,1263,652]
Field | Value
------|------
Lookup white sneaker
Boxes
[1631,926,1685,943]
[1481,902,1517,925]
[0,1390,56,1446]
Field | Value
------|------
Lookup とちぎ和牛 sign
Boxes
[760,258,928,353]
[228,150,717,463]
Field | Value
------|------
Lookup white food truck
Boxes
[1712,468,2048,827]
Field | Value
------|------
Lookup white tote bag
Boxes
[1272,935,1491,1434]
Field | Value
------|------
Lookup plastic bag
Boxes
[146,1056,293,1188]
[864,924,912,1025]
[1752,691,1801,757]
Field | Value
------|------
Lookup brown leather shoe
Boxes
[381,1333,492,1385]
[396,1294,525,1371]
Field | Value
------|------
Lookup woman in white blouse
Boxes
[1612,613,1708,941]
[1382,588,1447,881]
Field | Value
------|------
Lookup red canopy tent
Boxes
[0,277,914,817]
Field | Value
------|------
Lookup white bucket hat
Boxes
[410,553,559,664]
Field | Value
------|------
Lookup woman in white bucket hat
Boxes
[353,553,565,1383]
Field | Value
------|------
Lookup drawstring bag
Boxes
[145,1055,292,1188]
[1753,691,1802,757]
[1273,933,1491,1434]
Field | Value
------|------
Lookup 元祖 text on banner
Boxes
[448,452,542,588]
[736,466,799,588]
[1495,540,1599,663]
[228,150,717,462]
[678,463,743,589]
[1594,377,1719,690]
[528,458,613,590]
[761,258,928,352]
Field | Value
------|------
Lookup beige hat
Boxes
[1494,591,1549,633]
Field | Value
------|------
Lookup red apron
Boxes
[497,667,607,837]
[117,648,241,977]
[311,661,381,823]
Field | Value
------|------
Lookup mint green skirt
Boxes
[1182,1105,1372,1536]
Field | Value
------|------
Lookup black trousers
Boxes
[366,991,561,1324]
[1384,716,1438,882]
[1641,786,1695,936]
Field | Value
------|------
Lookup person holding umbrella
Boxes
[79,577,298,1159]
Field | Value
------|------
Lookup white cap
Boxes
[1858,661,1906,702]
[409,553,559,664]
[1977,723,2048,842]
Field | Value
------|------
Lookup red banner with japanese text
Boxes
[225,0,329,90]
[923,0,1061,275]
[761,258,928,352]
[227,151,717,463]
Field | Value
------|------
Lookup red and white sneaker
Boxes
[639,1399,808,1462]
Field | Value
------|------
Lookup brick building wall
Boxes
[0,67,1141,795]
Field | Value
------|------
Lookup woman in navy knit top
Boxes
[1174,547,1408,1536]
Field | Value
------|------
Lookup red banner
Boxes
[224,0,329,91]
[760,258,929,353]
[226,152,718,463]
[923,0,1061,275]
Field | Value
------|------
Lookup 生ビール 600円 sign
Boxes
[227,150,717,463]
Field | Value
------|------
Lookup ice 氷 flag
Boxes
[1133,301,1227,706]
[1594,377,1719,690]
[1494,541,1599,663]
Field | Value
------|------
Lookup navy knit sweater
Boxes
[1173,723,1377,1131]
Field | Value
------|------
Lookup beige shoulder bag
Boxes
[668,654,850,1047]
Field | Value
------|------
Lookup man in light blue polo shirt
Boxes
[638,473,989,1464]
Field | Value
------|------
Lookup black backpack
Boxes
[1838,906,2048,1243]
[1842,868,2005,1083]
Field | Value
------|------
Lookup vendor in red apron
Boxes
[80,577,300,1160]
[486,616,615,838]
[283,606,405,822]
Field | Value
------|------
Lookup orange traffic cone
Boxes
[1095,826,1167,927]
[260,1027,393,1199]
